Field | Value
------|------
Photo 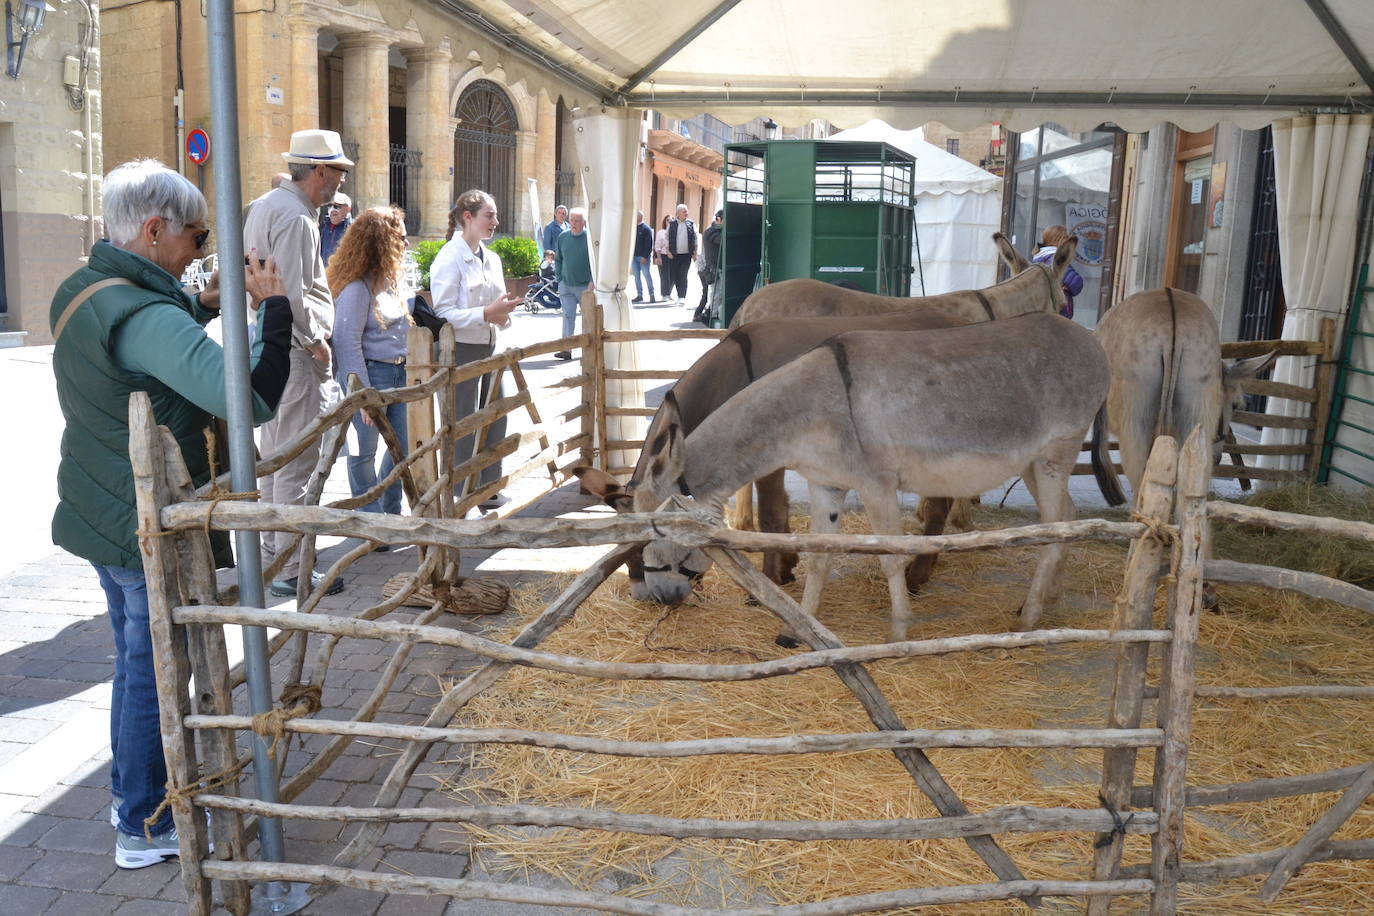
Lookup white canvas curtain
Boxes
[571,108,646,472]
[1258,114,1373,475]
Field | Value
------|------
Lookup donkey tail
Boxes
[1091,403,1128,507]
[1156,288,1182,440]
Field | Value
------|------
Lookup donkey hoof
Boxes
[774,633,801,650]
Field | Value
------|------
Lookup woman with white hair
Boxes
[49,159,293,869]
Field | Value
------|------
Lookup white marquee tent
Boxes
[213,0,1374,477]
[829,119,1003,296]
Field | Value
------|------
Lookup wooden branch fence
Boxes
[589,315,1337,489]
[128,306,1373,914]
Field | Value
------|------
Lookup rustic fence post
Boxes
[1150,426,1209,913]
[1308,316,1337,479]
[1089,435,1179,914]
[158,428,252,915]
[129,393,214,915]
[583,292,606,470]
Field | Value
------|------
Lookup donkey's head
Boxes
[992,232,1078,316]
[1215,350,1278,458]
[574,393,711,605]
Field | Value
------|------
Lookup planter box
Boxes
[507,275,537,299]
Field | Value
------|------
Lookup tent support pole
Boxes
[206,1,306,913]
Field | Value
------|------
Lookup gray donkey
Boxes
[1089,288,1275,507]
[723,234,1079,582]
[583,312,1109,644]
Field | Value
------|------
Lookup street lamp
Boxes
[6,0,53,79]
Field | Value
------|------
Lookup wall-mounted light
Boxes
[6,0,53,79]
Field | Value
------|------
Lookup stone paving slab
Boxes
[0,282,1249,914]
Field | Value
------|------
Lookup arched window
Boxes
[453,80,518,228]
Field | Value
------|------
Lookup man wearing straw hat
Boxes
[244,129,353,597]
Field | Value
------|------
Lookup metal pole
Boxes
[206,4,305,913]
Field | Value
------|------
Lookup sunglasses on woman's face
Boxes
[190,226,211,250]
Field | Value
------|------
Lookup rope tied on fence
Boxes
[1093,792,1137,848]
[140,684,324,841]
[1129,510,1177,545]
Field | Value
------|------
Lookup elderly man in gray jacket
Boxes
[243,129,352,597]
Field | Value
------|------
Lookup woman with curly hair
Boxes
[328,205,413,515]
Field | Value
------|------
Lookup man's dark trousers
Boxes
[669,254,691,300]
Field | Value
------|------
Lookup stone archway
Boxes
[453,79,518,227]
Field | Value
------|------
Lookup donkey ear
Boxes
[993,232,1030,273]
[1227,350,1278,380]
[1221,350,1277,408]
[1052,236,1079,279]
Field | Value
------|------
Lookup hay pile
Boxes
[437,502,1374,913]
[1212,482,1374,586]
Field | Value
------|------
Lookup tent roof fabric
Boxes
[829,120,1002,195]
[447,0,1374,130]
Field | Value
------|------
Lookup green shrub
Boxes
[411,239,445,291]
[488,236,541,278]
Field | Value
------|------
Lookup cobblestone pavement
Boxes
[0,278,1241,914]
[0,281,720,915]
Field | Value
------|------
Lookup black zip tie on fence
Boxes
[1093,792,1137,848]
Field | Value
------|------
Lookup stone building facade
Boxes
[0,0,102,346]
[102,0,591,244]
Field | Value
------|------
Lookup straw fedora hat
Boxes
[281,129,354,169]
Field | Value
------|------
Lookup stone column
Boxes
[534,92,558,218]
[286,15,321,135]
[402,44,452,239]
[338,34,391,210]
[513,128,537,237]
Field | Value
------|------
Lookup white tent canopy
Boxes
[829,120,1003,295]
[443,0,1374,131]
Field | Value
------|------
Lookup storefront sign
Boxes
[1065,202,1108,266]
[651,157,710,188]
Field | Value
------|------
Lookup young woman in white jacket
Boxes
[429,189,523,512]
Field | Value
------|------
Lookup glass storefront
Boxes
[1005,124,1120,328]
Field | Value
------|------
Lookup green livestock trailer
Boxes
[718,140,917,327]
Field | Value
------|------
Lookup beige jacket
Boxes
[243,182,333,350]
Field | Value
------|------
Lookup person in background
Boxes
[1032,224,1083,319]
[542,203,569,257]
[654,214,672,302]
[319,190,353,264]
[243,128,352,598]
[270,172,291,190]
[666,203,697,303]
[554,206,593,361]
[430,189,523,513]
[49,159,292,870]
[328,206,412,519]
[694,209,723,324]
[630,210,655,303]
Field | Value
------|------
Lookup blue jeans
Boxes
[557,282,583,341]
[346,359,408,515]
[630,256,654,300]
[96,563,175,837]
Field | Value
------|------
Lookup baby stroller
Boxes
[524,261,560,313]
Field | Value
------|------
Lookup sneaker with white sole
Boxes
[116,825,182,869]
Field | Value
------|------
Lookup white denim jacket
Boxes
[430,237,510,344]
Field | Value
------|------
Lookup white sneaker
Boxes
[115,823,214,869]
[115,825,182,869]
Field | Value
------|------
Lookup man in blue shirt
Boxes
[630,210,655,303]
[542,204,569,257]
[319,190,352,263]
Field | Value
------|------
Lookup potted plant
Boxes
[410,239,445,302]
[487,236,542,299]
